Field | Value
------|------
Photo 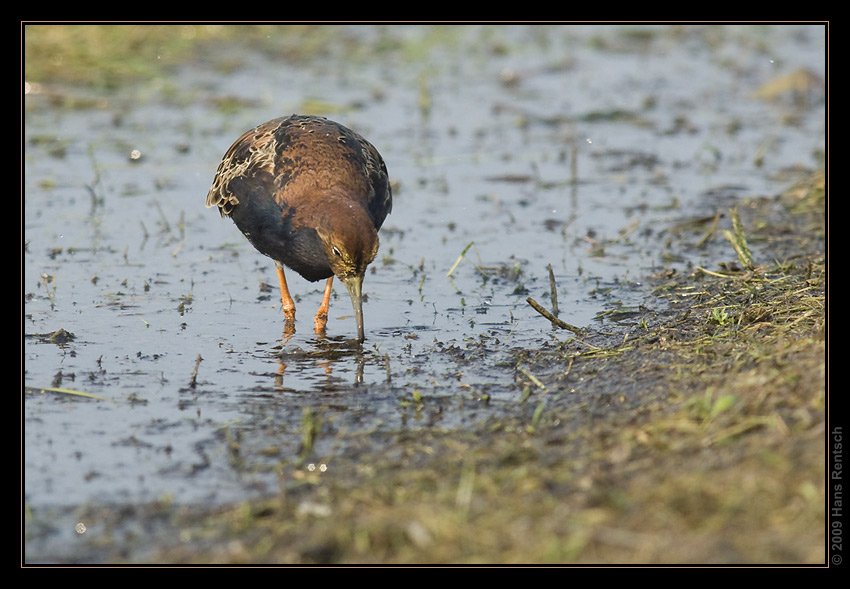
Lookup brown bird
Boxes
[206,115,392,342]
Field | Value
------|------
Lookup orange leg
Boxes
[276,264,296,323]
[314,276,334,334]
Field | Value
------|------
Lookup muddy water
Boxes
[24,25,824,516]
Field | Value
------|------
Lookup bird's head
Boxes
[316,202,379,342]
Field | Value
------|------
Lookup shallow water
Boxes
[24,25,825,517]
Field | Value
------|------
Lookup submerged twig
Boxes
[547,264,559,317]
[527,297,582,334]
[189,354,203,389]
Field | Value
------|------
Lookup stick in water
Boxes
[527,297,581,334]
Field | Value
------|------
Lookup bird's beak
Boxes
[341,274,365,342]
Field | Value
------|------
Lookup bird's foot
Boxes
[314,311,328,335]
